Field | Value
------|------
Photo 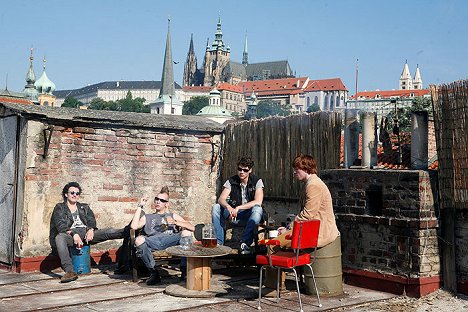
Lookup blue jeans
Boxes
[136,232,182,269]
[211,203,263,246]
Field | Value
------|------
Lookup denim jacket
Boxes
[49,201,97,248]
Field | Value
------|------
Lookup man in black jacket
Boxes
[50,182,125,283]
[212,157,264,254]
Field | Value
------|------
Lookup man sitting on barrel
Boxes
[50,182,127,283]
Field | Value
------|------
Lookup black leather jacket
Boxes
[49,201,97,248]
[227,174,261,208]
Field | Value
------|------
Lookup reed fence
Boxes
[221,112,342,199]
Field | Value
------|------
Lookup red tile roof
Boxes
[305,78,347,91]
[217,82,243,93]
[238,77,309,96]
[350,89,430,99]
[0,96,33,105]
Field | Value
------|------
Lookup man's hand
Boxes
[277,226,287,235]
[229,207,238,219]
[85,228,94,242]
[138,197,148,208]
[73,233,83,246]
[165,216,176,225]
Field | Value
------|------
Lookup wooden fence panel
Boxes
[222,112,342,199]
[431,80,468,210]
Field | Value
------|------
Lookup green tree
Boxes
[116,91,149,113]
[256,100,291,118]
[182,96,209,115]
[88,97,110,110]
[88,92,150,113]
[387,96,432,131]
[61,96,82,108]
[307,103,321,113]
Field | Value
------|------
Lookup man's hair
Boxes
[237,156,254,169]
[160,186,170,196]
[293,154,318,175]
[62,182,82,200]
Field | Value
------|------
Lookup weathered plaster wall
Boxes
[19,120,222,257]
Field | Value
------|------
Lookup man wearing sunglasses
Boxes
[130,186,194,285]
[212,156,264,254]
[50,182,127,283]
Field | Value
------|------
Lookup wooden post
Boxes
[441,208,457,292]
[186,257,211,291]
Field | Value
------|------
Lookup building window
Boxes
[307,97,310,106]
[171,108,175,114]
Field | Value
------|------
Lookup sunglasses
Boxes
[154,197,169,203]
[68,191,80,196]
[237,167,250,173]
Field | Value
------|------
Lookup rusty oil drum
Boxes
[304,235,343,296]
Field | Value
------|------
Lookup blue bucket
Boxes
[70,245,91,274]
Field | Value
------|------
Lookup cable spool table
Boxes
[164,244,232,298]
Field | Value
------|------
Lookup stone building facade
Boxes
[0,102,223,272]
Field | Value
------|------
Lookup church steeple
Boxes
[150,17,182,115]
[399,60,413,90]
[212,16,225,50]
[23,47,39,102]
[413,64,423,90]
[159,18,175,97]
[242,33,248,65]
[183,33,198,87]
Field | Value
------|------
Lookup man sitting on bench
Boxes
[131,186,195,285]
[212,156,264,254]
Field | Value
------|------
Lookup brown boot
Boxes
[61,271,78,283]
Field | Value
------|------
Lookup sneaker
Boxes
[240,242,251,255]
[146,269,161,285]
[60,271,78,283]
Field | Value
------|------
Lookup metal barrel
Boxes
[70,245,91,274]
[304,235,343,296]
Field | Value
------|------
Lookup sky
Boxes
[1,0,467,95]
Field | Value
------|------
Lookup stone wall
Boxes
[321,169,440,296]
[264,169,441,297]
[0,103,224,267]
[20,121,221,257]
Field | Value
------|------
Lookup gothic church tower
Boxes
[203,17,231,86]
[399,61,413,90]
[413,64,423,90]
[183,34,199,86]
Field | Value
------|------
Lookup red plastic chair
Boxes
[256,219,322,311]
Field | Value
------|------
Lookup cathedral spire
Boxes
[413,64,423,90]
[399,60,412,90]
[159,17,175,97]
[242,32,248,65]
[150,17,182,115]
[212,16,224,50]
[183,33,199,87]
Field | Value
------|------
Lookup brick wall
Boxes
[18,118,222,258]
[320,169,440,278]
